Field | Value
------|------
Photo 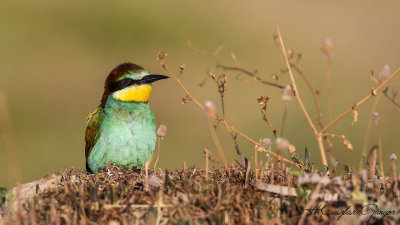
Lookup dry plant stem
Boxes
[321,66,400,134]
[220,94,226,119]
[145,161,149,191]
[293,63,335,171]
[327,58,333,122]
[254,146,258,180]
[368,145,378,181]
[259,98,278,139]
[188,41,285,89]
[275,27,318,137]
[217,65,285,89]
[377,124,384,177]
[245,161,251,188]
[153,138,161,171]
[228,130,246,167]
[324,137,334,174]
[292,65,324,128]
[275,26,327,167]
[391,159,398,195]
[359,95,381,169]
[280,102,288,137]
[161,64,204,110]
[383,89,400,108]
[223,122,247,167]
[155,193,163,225]
[160,58,296,167]
[263,116,277,139]
[221,120,296,166]
[0,91,22,187]
[207,123,228,168]
[387,98,400,108]
[205,149,209,181]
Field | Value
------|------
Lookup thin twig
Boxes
[275,28,319,137]
[291,65,324,129]
[292,62,337,172]
[188,41,284,89]
[207,123,228,169]
[159,58,204,110]
[0,91,22,186]
[145,161,149,191]
[377,123,385,178]
[204,148,209,181]
[293,63,335,173]
[280,102,288,137]
[226,128,247,167]
[384,96,400,108]
[257,96,277,139]
[320,66,400,134]
[359,96,381,169]
[275,26,328,167]
[327,58,333,122]
[254,145,258,180]
[220,120,296,166]
[217,65,285,89]
[154,137,161,171]
[158,53,297,167]
[368,145,378,181]
[383,87,400,108]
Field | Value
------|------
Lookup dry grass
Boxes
[1,26,400,224]
[0,162,399,225]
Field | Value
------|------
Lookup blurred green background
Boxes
[1,1,399,188]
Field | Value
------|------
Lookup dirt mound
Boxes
[1,163,399,224]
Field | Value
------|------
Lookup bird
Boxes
[85,63,169,173]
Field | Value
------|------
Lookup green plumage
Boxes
[84,63,168,173]
[86,96,156,173]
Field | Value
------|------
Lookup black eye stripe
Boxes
[109,78,140,92]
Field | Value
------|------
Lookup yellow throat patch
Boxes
[112,84,152,102]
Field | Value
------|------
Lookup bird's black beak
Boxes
[141,74,169,84]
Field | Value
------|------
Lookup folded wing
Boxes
[85,107,105,160]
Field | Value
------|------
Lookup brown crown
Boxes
[100,63,145,107]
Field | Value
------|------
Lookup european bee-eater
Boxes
[85,63,169,173]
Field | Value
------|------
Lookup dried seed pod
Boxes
[321,38,334,58]
[281,85,294,102]
[288,144,296,157]
[390,153,397,161]
[380,64,391,82]
[203,101,216,122]
[340,135,353,151]
[261,138,272,149]
[275,137,290,152]
[287,49,294,60]
[157,124,167,139]
[351,110,358,126]
[371,112,380,123]
[178,64,185,77]
[148,174,163,188]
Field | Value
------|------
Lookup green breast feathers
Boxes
[85,96,156,173]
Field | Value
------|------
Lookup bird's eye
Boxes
[123,79,132,86]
